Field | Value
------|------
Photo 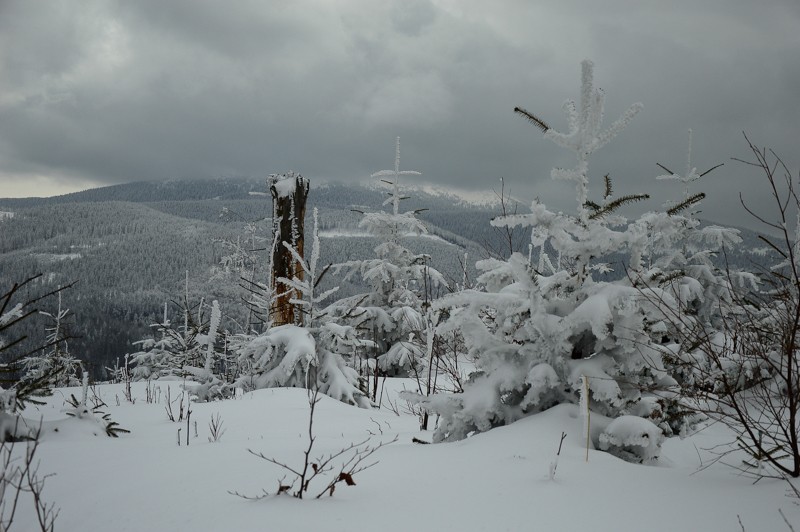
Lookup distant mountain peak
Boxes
[356,178,507,208]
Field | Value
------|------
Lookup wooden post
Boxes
[270,172,309,326]
[581,374,590,462]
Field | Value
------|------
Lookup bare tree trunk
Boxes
[270,172,309,326]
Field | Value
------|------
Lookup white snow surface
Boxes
[319,229,451,244]
[33,253,83,262]
[10,381,797,531]
[272,175,299,198]
[599,415,665,462]
[358,178,511,208]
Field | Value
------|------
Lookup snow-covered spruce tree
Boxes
[182,300,232,401]
[129,303,177,380]
[131,296,233,401]
[130,273,230,385]
[1,276,76,439]
[235,208,370,407]
[328,138,446,388]
[215,219,263,281]
[645,138,800,477]
[210,217,269,334]
[21,286,81,388]
[635,129,750,328]
[228,233,279,384]
[631,130,762,409]
[410,61,679,460]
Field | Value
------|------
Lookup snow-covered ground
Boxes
[319,229,451,244]
[32,253,83,262]
[358,178,510,209]
[10,381,798,531]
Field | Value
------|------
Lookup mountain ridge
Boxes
[0,177,508,210]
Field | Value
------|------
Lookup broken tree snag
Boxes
[270,172,310,326]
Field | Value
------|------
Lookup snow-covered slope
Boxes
[358,177,510,208]
[11,381,797,532]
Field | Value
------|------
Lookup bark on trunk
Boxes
[270,172,309,326]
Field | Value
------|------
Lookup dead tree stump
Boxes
[270,172,309,326]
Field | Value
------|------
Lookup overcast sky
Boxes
[1,0,798,229]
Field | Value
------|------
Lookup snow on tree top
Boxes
[270,172,307,198]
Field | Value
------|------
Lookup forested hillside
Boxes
[0,178,769,378]
[0,179,494,376]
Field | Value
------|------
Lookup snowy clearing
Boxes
[32,253,83,262]
[319,229,451,244]
[9,381,797,532]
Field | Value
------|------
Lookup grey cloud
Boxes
[390,0,437,36]
[0,0,797,231]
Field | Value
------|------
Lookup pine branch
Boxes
[584,200,602,212]
[666,192,706,215]
[313,264,333,289]
[656,163,675,175]
[607,193,650,210]
[0,274,42,316]
[603,173,613,199]
[650,269,686,286]
[698,162,724,178]
[0,309,37,336]
[26,280,79,307]
[587,193,650,220]
[513,107,550,132]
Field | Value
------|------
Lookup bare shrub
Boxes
[208,412,226,443]
[1,424,59,531]
[642,136,800,478]
[231,386,396,500]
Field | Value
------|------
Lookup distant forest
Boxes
[0,178,766,378]
[0,180,502,376]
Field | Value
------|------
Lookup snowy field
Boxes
[10,381,798,532]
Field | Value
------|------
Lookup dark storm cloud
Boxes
[0,0,798,230]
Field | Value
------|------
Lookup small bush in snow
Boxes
[64,372,130,438]
[208,412,225,442]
